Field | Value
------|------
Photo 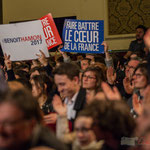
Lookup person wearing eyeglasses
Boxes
[132,63,148,94]
[81,66,106,104]
[128,63,148,117]
[117,57,141,100]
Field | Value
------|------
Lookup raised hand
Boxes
[57,45,70,62]
[4,53,12,70]
[107,66,116,85]
[123,77,134,94]
[57,44,64,55]
[52,95,67,116]
[101,41,108,53]
[101,82,122,101]
[36,50,48,66]
[101,41,111,60]
[31,59,41,68]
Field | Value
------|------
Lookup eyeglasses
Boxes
[134,73,144,78]
[126,65,136,70]
[82,75,96,80]
[74,127,92,133]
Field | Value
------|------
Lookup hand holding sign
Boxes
[36,50,48,67]
[101,41,108,53]
[4,53,12,70]
[57,44,64,55]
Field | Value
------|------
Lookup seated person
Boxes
[124,25,147,59]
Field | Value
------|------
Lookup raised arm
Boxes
[53,95,75,144]
[4,53,15,81]
[102,41,114,68]
[57,45,71,63]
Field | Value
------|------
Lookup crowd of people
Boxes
[0,25,150,150]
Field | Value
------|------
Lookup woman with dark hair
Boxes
[30,74,57,131]
[81,66,106,104]
[30,74,54,114]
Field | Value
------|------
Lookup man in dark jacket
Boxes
[53,63,86,126]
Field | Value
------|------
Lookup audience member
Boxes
[53,63,86,126]
[124,25,147,59]
[0,89,68,150]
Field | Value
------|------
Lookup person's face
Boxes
[74,116,95,146]
[126,60,140,79]
[136,28,145,41]
[0,102,34,149]
[144,28,150,48]
[81,60,89,71]
[54,74,79,99]
[30,79,42,98]
[82,71,97,90]
[132,69,147,89]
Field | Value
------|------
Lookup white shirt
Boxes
[64,92,79,120]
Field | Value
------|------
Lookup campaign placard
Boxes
[40,13,62,50]
[0,20,49,61]
[61,19,104,53]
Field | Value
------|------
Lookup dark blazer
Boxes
[74,87,86,116]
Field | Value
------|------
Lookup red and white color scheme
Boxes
[0,20,49,61]
[40,13,62,50]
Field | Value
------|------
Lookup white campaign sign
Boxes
[0,20,49,61]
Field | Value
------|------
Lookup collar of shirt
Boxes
[65,92,79,105]
[64,92,79,120]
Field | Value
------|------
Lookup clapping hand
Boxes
[101,82,122,101]
[52,95,67,116]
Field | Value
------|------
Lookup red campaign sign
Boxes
[40,13,62,50]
